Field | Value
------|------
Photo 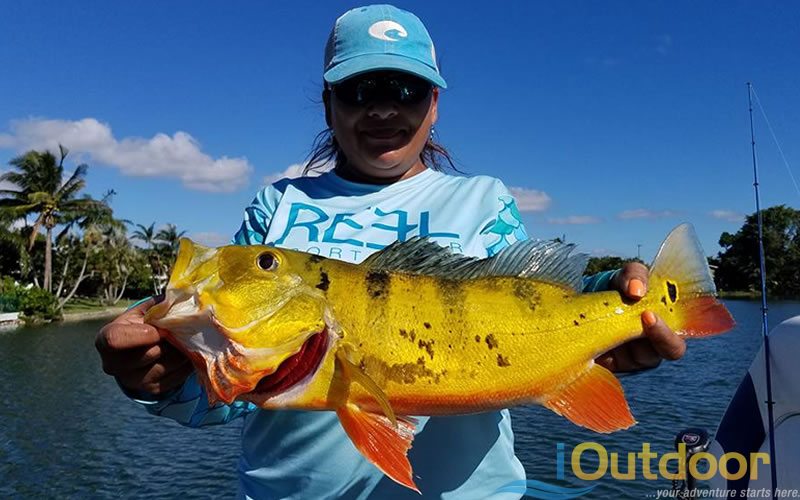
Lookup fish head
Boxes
[146,238,334,405]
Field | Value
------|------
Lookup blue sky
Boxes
[1,1,798,260]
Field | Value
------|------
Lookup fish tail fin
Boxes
[544,363,636,433]
[649,223,735,337]
[337,404,419,493]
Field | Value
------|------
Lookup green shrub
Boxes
[19,287,62,322]
[0,276,62,322]
[0,276,23,313]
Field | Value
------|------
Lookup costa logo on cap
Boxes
[323,4,447,89]
[368,21,407,42]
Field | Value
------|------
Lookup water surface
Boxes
[0,300,797,498]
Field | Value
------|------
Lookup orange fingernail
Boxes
[628,278,645,298]
[642,310,657,327]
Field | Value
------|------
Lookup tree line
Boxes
[0,146,186,320]
[1,146,797,321]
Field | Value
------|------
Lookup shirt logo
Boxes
[368,20,407,42]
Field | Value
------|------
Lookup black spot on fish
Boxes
[661,295,668,306]
[418,339,435,360]
[475,335,481,343]
[497,354,511,367]
[366,271,390,299]
[399,328,417,343]
[485,334,498,350]
[424,322,431,329]
[579,313,586,319]
[667,281,678,303]
[308,255,324,264]
[316,271,330,291]
[603,301,610,307]
[573,320,580,326]
[513,281,541,311]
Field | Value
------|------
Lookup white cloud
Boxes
[546,215,602,225]
[190,231,232,247]
[0,117,253,192]
[710,210,745,223]
[617,209,679,220]
[262,161,331,186]
[0,169,17,192]
[508,187,551,212]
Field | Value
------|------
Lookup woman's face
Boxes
[325,71,438,182]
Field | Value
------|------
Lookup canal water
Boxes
[1,300,797,498]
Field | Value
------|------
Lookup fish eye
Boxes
[256,252,278,271]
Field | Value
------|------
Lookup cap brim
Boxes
[324,53,447,88]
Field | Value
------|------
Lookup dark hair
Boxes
[302,90,459,176]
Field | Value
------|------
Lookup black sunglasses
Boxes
[331,73,433,106]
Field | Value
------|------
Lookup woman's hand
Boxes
[95,297,194,396]
[595,262,686,373]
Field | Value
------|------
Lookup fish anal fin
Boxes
[336,347,397,427]
[679,296,736,337]
[544,363,636,433]
[337,404,419,493]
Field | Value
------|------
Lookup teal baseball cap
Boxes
[323,4,447,88]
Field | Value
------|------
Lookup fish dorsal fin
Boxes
[362,237,589,291]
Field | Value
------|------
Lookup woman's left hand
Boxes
[595,262,686,373]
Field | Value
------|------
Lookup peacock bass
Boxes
[144,223,734,492]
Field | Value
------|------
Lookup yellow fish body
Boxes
[146,223,734,492]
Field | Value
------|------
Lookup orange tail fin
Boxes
[337,404,419,493]
[648,223,735,337]
[544,363,636,433]
[680,296,735,337]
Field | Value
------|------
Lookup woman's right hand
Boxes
[95,297,194,396]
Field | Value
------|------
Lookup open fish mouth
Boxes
[244,328,329,399]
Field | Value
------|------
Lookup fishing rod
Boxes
[747,81,778,496]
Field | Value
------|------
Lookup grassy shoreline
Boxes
[61,297,133,323]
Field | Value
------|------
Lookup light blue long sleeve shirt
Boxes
[131,168,617,499]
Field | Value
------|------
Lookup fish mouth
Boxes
[244,328,329,398]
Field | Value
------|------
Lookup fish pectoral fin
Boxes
[336,347,397,427]
[336,403,419,493]
[543,362,636,433]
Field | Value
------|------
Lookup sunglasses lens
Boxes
[388,76,432,104]
[333,74,431,106]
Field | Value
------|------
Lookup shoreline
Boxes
[62,307,126,323]
[0,307,126,330]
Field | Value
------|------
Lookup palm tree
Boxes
[132,222,165,294]
[52,191,119,308]
[87,217,136,305]
[155,223,186,260]
[0,145,103,291]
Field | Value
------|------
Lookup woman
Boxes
[96,5,685,498]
